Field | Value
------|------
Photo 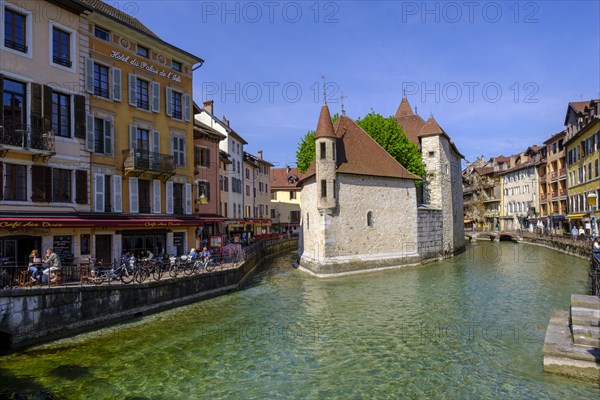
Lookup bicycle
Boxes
[185,256,218,275]
[90,259,134,285]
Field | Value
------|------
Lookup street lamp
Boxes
[588,190,597,238]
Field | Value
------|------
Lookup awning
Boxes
[0,216,204,229]
[566,213,589,220]
[549,214,565,221]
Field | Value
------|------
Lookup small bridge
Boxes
[465,231,522,243]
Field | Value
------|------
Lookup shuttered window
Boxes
[75,170,88,204]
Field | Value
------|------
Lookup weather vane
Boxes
[340,92,347,116]
[321,75,327,104]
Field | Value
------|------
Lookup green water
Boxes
[1,242,599,399]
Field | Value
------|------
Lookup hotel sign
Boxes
[110,51,182,83]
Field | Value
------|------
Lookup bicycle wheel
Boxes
[168,261,180,278]
[120,265,134,284]
[205,259,216,273]
[151,263,164,281]
[135,267,148,283]
[183,261,195,276]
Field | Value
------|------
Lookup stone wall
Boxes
[417,207,443,261]
[0,239,297,352]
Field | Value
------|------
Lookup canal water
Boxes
[1,242,599,399]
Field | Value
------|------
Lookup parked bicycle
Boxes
[90,258,135,285]
[184,256,218,275]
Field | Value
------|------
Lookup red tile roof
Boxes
[419,115,445,136]
[300,114,419,182]
[271,168,301,190]
[80,0,158,37]
[395,96,414,118]
[314,104,336,139]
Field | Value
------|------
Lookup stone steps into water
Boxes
[570,295,600,348]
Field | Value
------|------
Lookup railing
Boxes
[0,119,55,152]
[591,254,600,297]
[559,189,567,196]
[559,167,566,178]
[122,149,175,174]
[551,191,558,199]
[539,175,547,183]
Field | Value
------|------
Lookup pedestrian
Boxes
[571,226,578,240]
[42,247,61,284]
[579,226,586,239]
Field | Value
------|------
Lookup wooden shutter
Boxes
[104,120,113,155]
[152,81,160,112]
[152,179,161,214]
[0,74,4,127]
[94,173,105,212]
[183,93,191,121]
[166,181,173,214]
[85,57,94,93]
[205,148,211,167]
[31,165,51,202]
[113,175,122,212]
[152,130,160,153]
[30,83,42,120]
[43,85,53,124]
[128,73,137,106]
[129,124,137,149]
[86,114,95,152]
[0,162,3,201]
[129,177,139,213]
[74,94,86,139]
[75,170,88,204]
[165,86,172,117]
[112,67,121,101]
[185,183,192,214]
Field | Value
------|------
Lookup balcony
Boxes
[551,191,558,200]
[0,118,56,161]
[558,167,566,179]
[539,174,547,183]
[559,188,567,198]
[122,149,175,178]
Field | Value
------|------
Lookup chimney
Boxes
[258,150,263,160]
[286,165,291,173]
[222,116,229,127]
[203,100,214,115]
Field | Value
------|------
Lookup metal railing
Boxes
[0,119,56,152]
[122,149,175,174]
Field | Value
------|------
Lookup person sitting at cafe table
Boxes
[27,249,42,282]
[42,247,62,284]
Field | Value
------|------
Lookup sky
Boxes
[129,0,599,168]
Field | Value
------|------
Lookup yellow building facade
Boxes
[565,99,600,235]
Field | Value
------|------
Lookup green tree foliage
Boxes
[295,111,425,179]
[296,130,315,173]
[355,112,425,179]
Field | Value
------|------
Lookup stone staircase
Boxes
[543,294,600,382]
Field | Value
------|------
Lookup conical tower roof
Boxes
[314,104,336,139]
[395,96,414,118]
[419,115,445,136]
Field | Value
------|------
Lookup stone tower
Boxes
[315,104,337,212]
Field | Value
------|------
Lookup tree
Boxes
[355,112,425,179]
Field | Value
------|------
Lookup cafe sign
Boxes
[0,221,64,229]
[110,50,182,83]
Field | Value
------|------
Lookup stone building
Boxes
[395,96,465,256]
[538,131,567,233]
[298,104,421,275]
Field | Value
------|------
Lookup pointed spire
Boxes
[340,92,347,116]
[395,96,414,118]
[419,115,445,135]
[315,104,336,139]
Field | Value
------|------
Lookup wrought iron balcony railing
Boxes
[122,149,175,175]
[0,119,56,153]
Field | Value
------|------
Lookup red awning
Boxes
[0,217,204,229]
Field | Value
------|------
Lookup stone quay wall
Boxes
[417,207,444,262]
[0,239,297,352]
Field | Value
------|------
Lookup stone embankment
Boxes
[0,238,297,353]
[543,294,600,382]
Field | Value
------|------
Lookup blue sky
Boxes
[131,0,600,167]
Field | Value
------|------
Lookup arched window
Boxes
[367,211,374,227]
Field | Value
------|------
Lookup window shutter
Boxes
[43,85,53,124]
[0,163,3,200]
[86,114,95,151]
[113,175,122,212]
[112,67,121,101]
[129,177,139,213]
[152,130,160,153]
[75,170,88,204]
[183,93,191,121]
[0,74,4,127]
[206,148,211,167]
[31,83,42,120]
[129,124,137,149]
[32,165,50,202]
[185,183,192,214]
[152,81,160,112]
[165,87,172,117]
[205,182,210,201]
[85,57,94,93]
[128,73,137,106]
[94,173,105,212]
[153,179,161,214]
[104,120,113,155]
[74,95,86,139]
[166,181,173,214]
